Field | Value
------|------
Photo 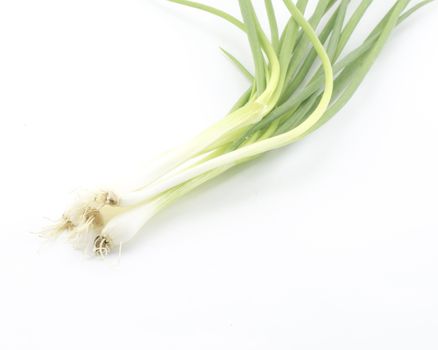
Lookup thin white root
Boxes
[93,235,112,257]
[43,190,120,253]
[40,215,75,239]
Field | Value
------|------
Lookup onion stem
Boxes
[44,0,434,255]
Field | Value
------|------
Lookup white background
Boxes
[0,1,437,349]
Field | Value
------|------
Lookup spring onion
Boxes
[43,0,434,256]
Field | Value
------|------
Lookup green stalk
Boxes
[239,0,267,95]
[220,48,253,81]
[264,0,280,53]
[144,0,433,214]
[311,0,411,130]
[153,0,432,205]
[118,0,334,207]
[168,0,244,30]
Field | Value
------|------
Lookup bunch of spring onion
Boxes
[45,0,434,256]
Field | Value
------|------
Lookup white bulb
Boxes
[101,201,160,246]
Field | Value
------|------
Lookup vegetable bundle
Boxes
[45,0,434,256]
